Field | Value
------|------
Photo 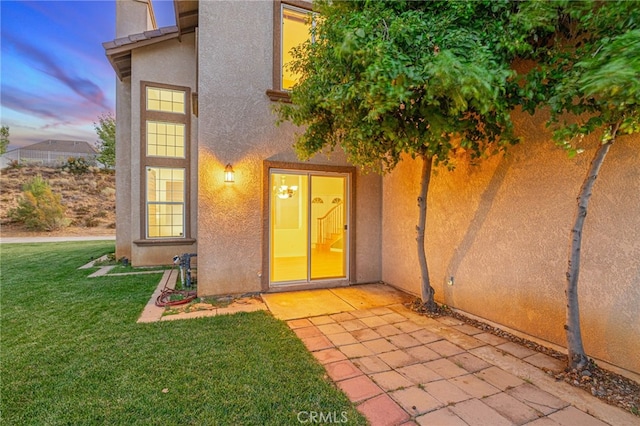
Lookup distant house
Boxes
[0,140,97,168]
[104,0,639,376]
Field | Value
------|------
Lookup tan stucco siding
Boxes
[382,109,640,374]
[115,80,133,262]
[117,34,197,266]
[196,1,382,296]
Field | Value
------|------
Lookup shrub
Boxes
[9,176,69,231]
[5,159,25,170]
[62,157,90,175]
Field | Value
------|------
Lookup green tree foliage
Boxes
[522,0,640,370]
[277,0,536,310]
[9,176,69,231]
[0,125,9,155]
[94,112,115,169]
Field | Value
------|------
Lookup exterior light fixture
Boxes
[224,163,234,183]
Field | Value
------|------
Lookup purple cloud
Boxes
[4,33,110,110]
[1,86,69,122]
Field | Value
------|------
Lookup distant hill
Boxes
[0,165,115,237]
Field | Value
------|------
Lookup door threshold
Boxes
[267,280,350,293]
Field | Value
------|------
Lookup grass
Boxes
[0,242,366,425]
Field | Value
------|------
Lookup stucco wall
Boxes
[115,79,132,261]
[117,34,198,266]
[382,109,640,374]
[196,0,382,296]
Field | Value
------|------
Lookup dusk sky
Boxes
[1,0,176,151]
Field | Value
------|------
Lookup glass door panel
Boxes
[310,175,346,280]
[270,173,308,283]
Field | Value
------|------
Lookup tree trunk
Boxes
[565,125,618,370]
[417,154,437,311]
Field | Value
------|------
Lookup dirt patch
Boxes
[1,165,115,236]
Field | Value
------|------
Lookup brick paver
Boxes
[449,373,500,398]
[326,331,358,346]
[293,325,322,339]
[360,315,389,328]
[287,318,313,329]
[370,370,414,391]
[524,352,566,372]
[482,391,543,424]
[339,342,375,358]
[301,334,334,351]
[427,340,465,357]
[312,347,347,365]
[449,398,513,426]
[474,331,509,346]
[390,386,442,415]
[422,379,473,405]
[340,319,368,331]
[350,328,383,341]
[396,363,443,384]
[353,355,392,374]
[416,407,468,426]
[409,329,442,344]
[309,315,335,325]
[547,406,609,426]
[387,333,422,349]
[394,321,424,334]
[317,323,347,335]
[378,349,420,369]
[448,352,491,373]
[423,358,468,379]
[404,345,440,363]
[497,341,538,359]
[506,383,568,415]
[357,394,410,426]
[475,365,525,390]
[337,375,383,403]
[324,359,363,381]
[363,338,399,354]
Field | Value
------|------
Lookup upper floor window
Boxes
[282,5,315,91]
[146,87,186,114]
[268,1,315,101]
[146,121,185,158]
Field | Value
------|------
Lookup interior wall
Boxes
[382,109,640,375]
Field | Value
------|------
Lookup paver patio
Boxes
[263,283,638,426]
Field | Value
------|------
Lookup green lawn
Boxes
[0,242,366,425]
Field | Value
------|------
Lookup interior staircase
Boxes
[316,201,343,251]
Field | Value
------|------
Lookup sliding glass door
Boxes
[270,170,348,285]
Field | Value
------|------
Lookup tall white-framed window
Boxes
[146,167,185,238]
[141,82,190,240]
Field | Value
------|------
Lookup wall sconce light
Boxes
[224,163,235,183]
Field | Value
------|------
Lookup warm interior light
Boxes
[224,163,234,183]
[275,175,298,198]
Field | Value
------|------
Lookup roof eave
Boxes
[103,29,181,81]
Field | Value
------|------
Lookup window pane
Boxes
[282,6,313,91]
[146,167,185,238]
[146,87,185,114]
[146,121,185,158]
[270,172,308,283]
